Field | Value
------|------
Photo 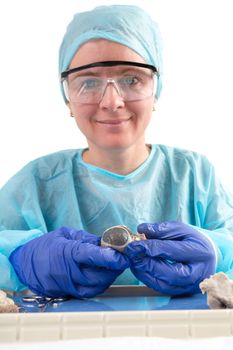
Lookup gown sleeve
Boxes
[193,157,233,278]
[0,162,45,291]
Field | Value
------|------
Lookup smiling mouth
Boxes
[97,118,131,125]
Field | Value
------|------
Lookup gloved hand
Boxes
[125,221,216,295]
[9,227,129,298]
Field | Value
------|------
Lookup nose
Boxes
[99,81,125,111]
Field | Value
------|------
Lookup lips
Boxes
[97,118,131,125]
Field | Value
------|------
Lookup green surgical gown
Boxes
[1,144,233,291]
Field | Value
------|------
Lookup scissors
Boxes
[20,295,68,312]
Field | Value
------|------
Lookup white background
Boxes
[0,0,233,190]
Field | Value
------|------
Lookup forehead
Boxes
[69,39,146,69]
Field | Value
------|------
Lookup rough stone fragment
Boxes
[199,272,233,309]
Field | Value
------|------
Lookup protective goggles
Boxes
[61,61,159,104]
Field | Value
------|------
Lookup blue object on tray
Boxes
[14,286,208,313]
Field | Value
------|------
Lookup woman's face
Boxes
[68,39,155,152]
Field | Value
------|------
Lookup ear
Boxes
[66,102,74,117]
[153,97,157,111]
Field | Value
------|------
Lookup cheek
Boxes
[134,100,153,125]
[70,103,96,119]
[70,106,94,136]
[70,104,96,132]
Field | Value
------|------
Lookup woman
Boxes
[1,5,233,298]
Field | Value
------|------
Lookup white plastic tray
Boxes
[1,286,233,343]
[1,309,233,343]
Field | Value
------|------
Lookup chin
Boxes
[103,144,135,152]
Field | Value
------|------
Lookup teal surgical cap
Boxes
[59,5,163,101]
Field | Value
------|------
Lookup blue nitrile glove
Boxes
[9,227,129,298]
[125,221,216,295]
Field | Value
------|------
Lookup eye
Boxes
[81,78,101,90]
[70,77,102,94]
[119,75,140,86]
